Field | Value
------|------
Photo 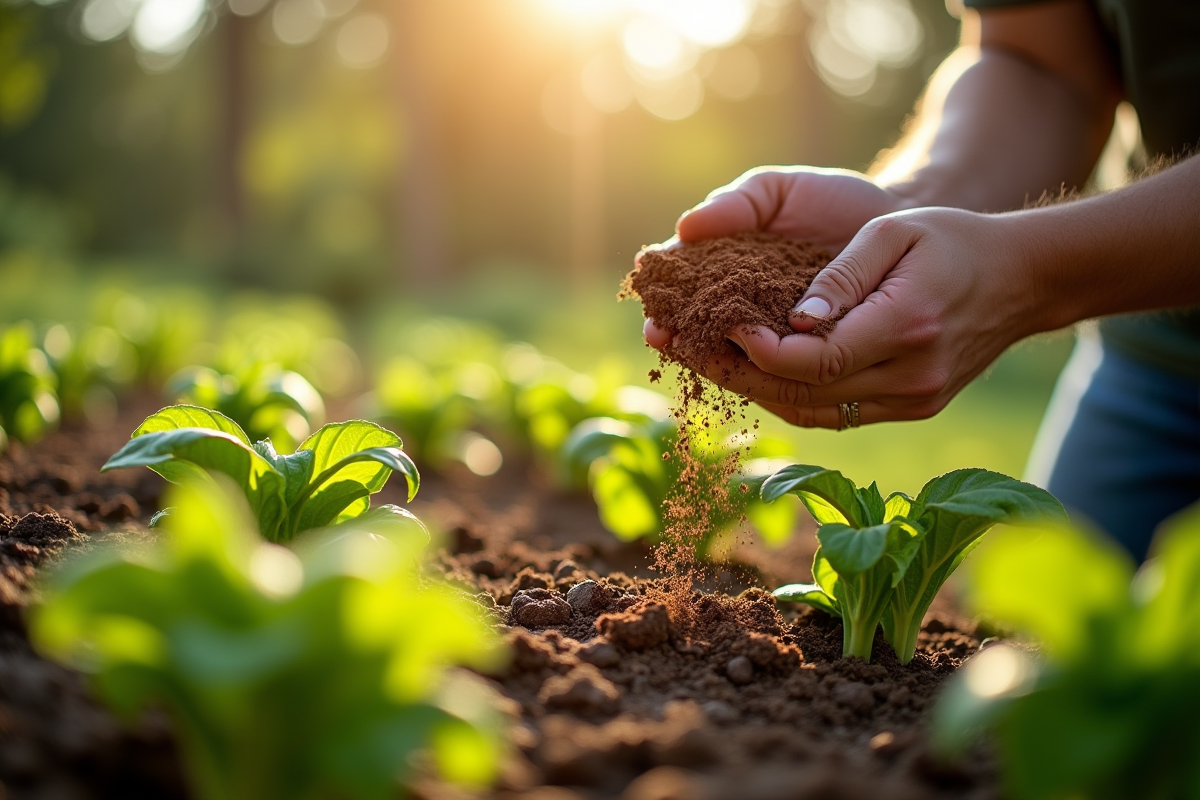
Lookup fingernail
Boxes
[727,332,747,354]
[793,297,831,318]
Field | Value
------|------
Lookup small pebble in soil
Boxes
[510,588,572,628]
[701,700,738,724]
[832,681,876,715]
[566,580,612,616]
[725,656,754,686]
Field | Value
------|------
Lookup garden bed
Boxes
[0,400,997,800]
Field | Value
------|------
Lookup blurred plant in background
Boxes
[935,506,1200,800]
[0,321,60,447]
[32,479,508,800]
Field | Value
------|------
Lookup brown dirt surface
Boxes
[1,398,997,800]
[620,233,841,372]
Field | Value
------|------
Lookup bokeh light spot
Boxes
[272,0,325,46]
[131,0,206,54]
[80,0,139,42]
[337,13,389,68]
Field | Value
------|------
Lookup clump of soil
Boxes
[620,233,839,371]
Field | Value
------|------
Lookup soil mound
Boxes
[620,233,837,370]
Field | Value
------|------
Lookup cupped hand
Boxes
[651,207,1049,429]
[675,166,911,256]
[640,166,910,351]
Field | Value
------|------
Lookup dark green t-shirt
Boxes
[964,0,1200,379]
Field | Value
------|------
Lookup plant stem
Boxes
[843,619,876,660]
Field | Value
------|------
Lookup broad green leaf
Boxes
[883,492,912,522]
[857,482,886,523]
[254,442,316,509]
[292,448,420,535]
[103,428,286,539]
[300,421,406,495]
[772,582,839,616]
[760,464,871,526]
[886,470,1068,662]
[812,551,840,602]
[134,404,251,445]
[817,522,891,575]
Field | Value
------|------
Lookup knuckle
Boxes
[817,258,869,302]
[814,342,852,385]
[909,368,951,398]
[901,312,942,348]
[775,380,810,407]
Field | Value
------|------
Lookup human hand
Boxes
[654,207,1048,428]
[642,166,911,351]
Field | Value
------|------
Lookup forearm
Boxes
[1014,154,1200,331]
[872,4,1120,213]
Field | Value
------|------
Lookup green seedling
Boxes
[31,479,507,800]
[762,465,1065,662]
[933,506,1200,800]
[102,405,420,543]
[562,416,795,557]
[167,362,325,453]
[0,321,60,444]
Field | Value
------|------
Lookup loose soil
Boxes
[0,399,998,800]
[620,233,843,372]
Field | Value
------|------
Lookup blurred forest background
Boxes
[0,0,1096,492]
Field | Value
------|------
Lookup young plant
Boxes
[561,416,795,557]
[166,362,325,453]
[102,405,419,543]
[0,321,60,444]
[933,507,1200,800]
[762,465,1065,662]
[32,479,508,800]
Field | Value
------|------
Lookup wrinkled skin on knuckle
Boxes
[818,258,870,304]
[815,344,850,386]
[774,379,810,408]
[900,311,942,349]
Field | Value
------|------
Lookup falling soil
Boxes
[1,399,997,800]
[619,234,849,601]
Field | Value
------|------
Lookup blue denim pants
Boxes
[1026,329,1200,563]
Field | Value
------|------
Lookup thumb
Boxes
[790,216,917,333]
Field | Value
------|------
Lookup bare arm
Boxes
[877,0,1122,211]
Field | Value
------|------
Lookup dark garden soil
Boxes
[0,400,998,800]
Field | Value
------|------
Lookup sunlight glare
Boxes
[581,50,635,113]
[634,70,703,121]
[828,0,921,67]
[663,0,753,48]
[131,0,205,54]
